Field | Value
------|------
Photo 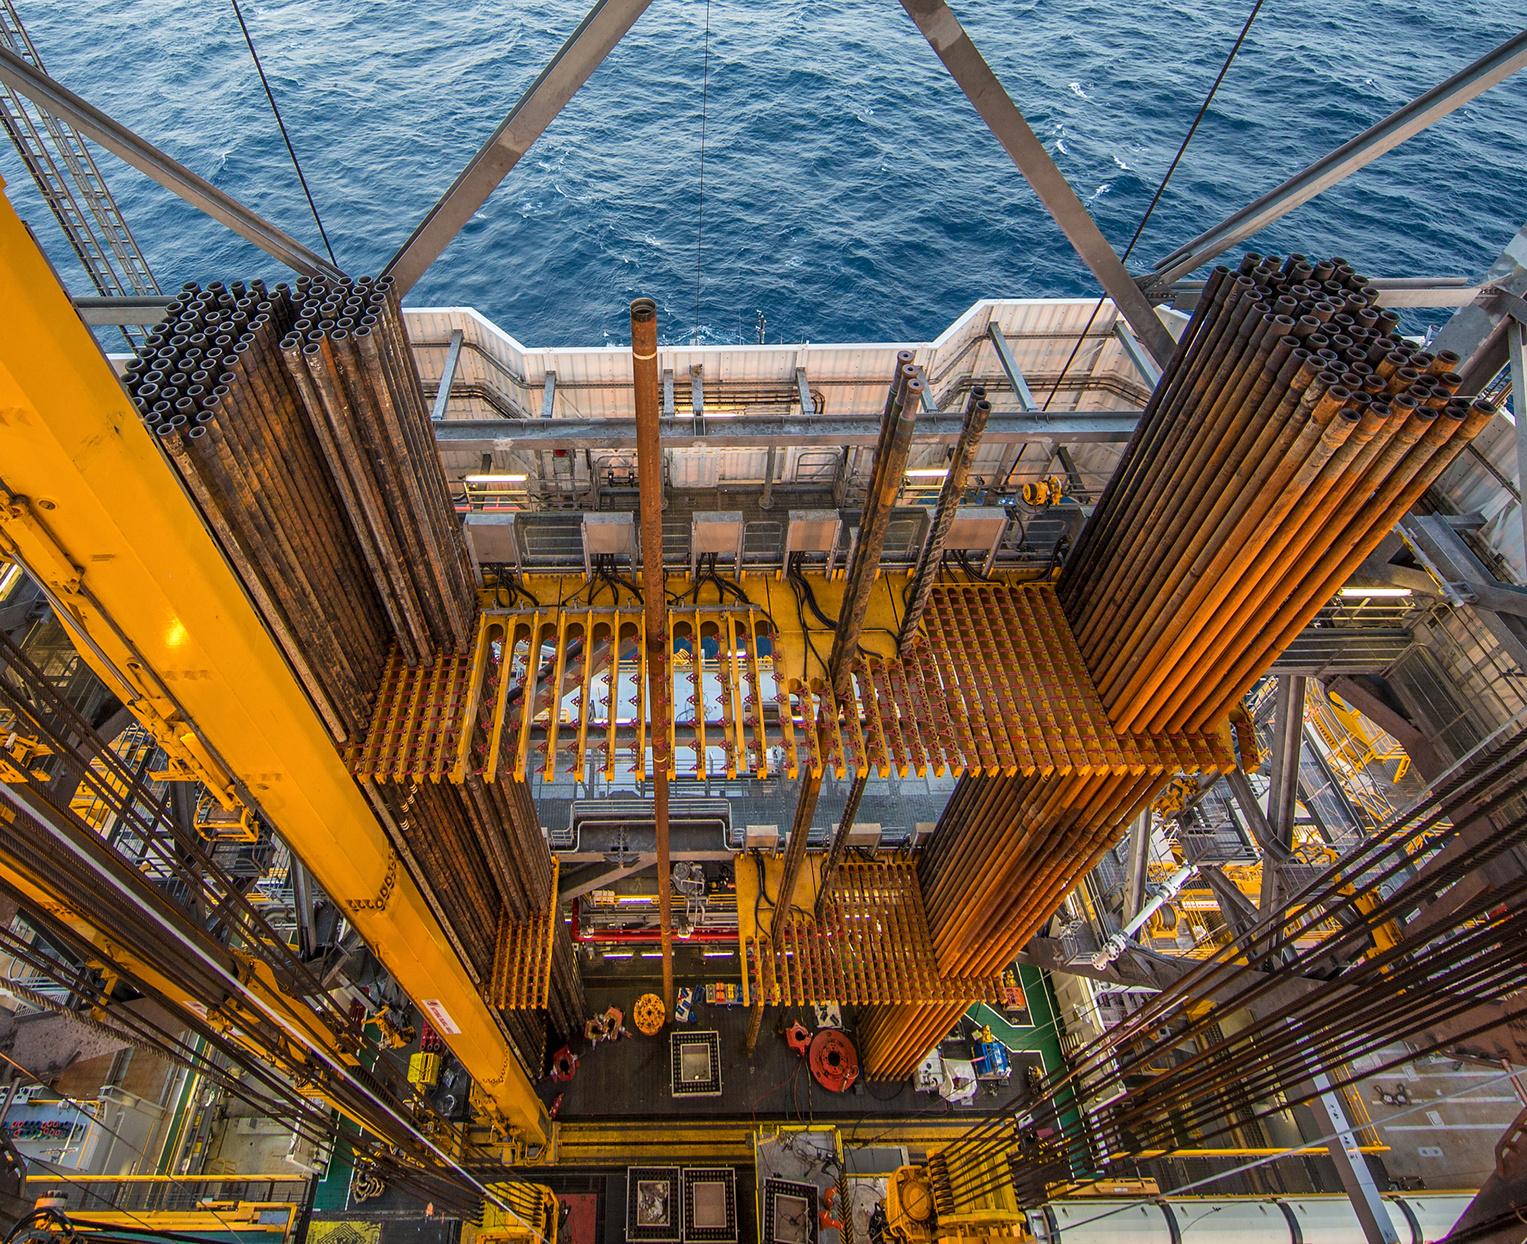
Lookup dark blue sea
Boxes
[4,1,1525,346]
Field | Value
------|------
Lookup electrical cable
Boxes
[1020,0,1267,436]
[693,0,711,345]
[226,0,338,270]
[558,572,596,608]
[508,575,541,608]
[786,554,828,682]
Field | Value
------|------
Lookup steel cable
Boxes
[1023,0,1267,432]
[227,0,339,269]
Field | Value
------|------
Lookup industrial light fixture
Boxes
[1338,586,1411,597]
[905,467,949,477]
[464,473,528,484]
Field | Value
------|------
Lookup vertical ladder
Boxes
[0,0,158,340]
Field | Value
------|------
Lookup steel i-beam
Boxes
[898,0,1175,368]
[1149,30,1527,289]
[0,46,343,279]
[385,0,654,293]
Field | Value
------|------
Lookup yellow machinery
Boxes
[25,1177,305,1241]
[473,1183,559,1244]
[884,1158,1027,1244]
[0,174,549,1148]
[1019,475,1069,507]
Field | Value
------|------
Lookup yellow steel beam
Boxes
[538,1119,1053,1167]
[25,1176,299,1183]
[61,1207,296,1235]
[604,611,622,782]
[0,178,547,1147]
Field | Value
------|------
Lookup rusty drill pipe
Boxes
[1152,399,1407,732]
[1130,399,1367,733]
[1072,286,1261,652]
[630,297,673,1016]
[1090,337,1308,686]
[1165,401,1443,730]
[1100,354,1333,714]
[773,360,920,949]
[814,772,870,922]
[900,389,989,653]
[1078,319,1294,668]
[131,280,584,1056]
[831,369,923,696]
[1060,266,1231,604]
[1076,283,1257,580]
[1191,399,1494,730]
[1059,268,1234,609]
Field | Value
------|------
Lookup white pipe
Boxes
[1092,865,1196,969]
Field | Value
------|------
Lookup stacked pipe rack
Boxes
[121,277,583,1069]
[866,253,1494,1080]
[1060,252,1493,732]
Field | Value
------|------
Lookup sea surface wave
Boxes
[4,0,1525,346]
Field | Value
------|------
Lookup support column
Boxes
[772,361,923,941]
[1310,1067,1402,1243]
[900,386,991,651]
[1264,675,1306,912]
[1510,319,1527,558]
[630,298,673,1016]
[1122,810,1151,924]
[897,0,1175,368]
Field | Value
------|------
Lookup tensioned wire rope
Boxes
[1003,0,1268,491]
[933,719,1527,1208]
[226,0,339,269]
[693,0,713,345]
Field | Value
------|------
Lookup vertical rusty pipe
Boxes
[899,388,991,653]
[830,369,922,697]
[773,357,917,952]
[630,297,673,1017]
[814,771,869,922]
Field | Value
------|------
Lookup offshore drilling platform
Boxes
[2,3,1527,1244]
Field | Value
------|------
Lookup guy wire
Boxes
[228,0,339,269]
[1027,0,1267,429]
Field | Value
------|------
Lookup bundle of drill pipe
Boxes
[121,276,475,740]
[860,762,1169,1077]
[121,278,583,1058]
[874,253,1496,1083]
[1060,251,1494,732]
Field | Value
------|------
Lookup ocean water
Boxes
[3,0,1524,347]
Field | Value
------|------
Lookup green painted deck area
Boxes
[311,1120,359,1213]
[968,964,1081,1140]
[970,963,1065,1076]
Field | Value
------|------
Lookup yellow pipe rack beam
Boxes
[0,177,547,1148]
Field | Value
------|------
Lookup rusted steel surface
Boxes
[1056,254,1494,736]
[485,861,560,1010]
